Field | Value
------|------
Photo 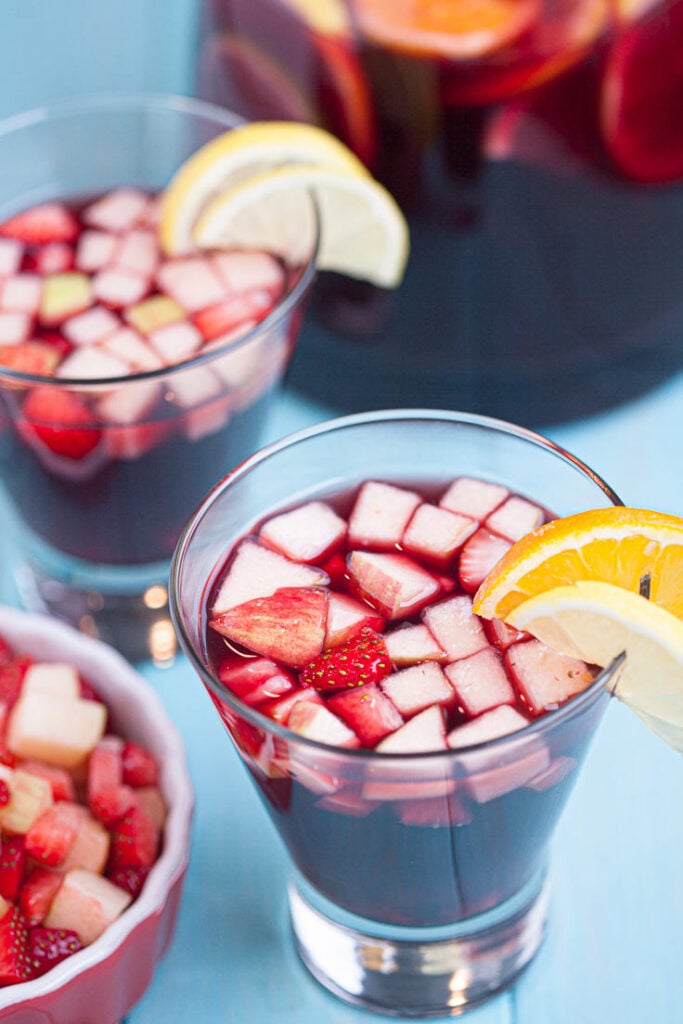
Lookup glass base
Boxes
[288,869,549,1017]
[14,541,177,667]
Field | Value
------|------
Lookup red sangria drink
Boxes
[197,0,683,424]
[171,410,622,1015]
[0,97,318,663]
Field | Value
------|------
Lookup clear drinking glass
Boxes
[170,409,622,1016]
[0,95,319,664]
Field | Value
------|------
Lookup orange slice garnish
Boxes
[351,0,541,60]
[473,507,683,623]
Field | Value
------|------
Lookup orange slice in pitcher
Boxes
[351,0,541,60]
[473,507,683,623]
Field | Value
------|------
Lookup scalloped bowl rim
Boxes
[0,606,194,1009]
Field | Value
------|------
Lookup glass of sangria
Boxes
[197,0,683,425]
[170,409,622,1015]
[0,94,318,664]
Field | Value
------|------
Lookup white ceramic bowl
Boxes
[0,606,193,1023]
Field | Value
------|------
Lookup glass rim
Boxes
[0,91,321,388]
[170,407,623,763]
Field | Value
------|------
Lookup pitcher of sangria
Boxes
[196,0,683,425]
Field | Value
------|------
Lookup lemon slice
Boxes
[160,121,369,256]
[507,580,683,753]
[192,163,409,288]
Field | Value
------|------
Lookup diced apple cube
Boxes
[148,321,202,364]
[60,809,110,874]
[485,496,544,542]
[376,705,447,754]
[288,702,360,749]
[0,274,42,315]
[156,256,226,312]
[324,593,385,648]
[212,250,286,296]
[439,477,509,520]
[218,657,296,707]
[22,662,80,700]
[83,188,150,233]
[260,501,346,564]
[381,663,455,718]
[0,238,23,276]
[44,868,132,946]
[384,624,446,666]
[100,327,162,372]
[63,305,120,346]
[7,691,107,769]
[402,503,477,566]
[0,766,54,834]
[0,311,30,345]
[135,786,168,831]
[96,379,160,425]
[485,618,530,651]
[115,229,158,277]
[347,550,440,620]
[260,687,324,726]
[40,273,92,325]
[348,481,421,550]
[169,366,223,409]
[92,268,148,308]
[504,640,596,716]
[180,393,232,442]
[211,538,328,615]
[444,647,516,717]
[422,595,489,661]
[36,243,75,275]
[57,346,130,380]
[76,230,118,272]
[126,294,184,335]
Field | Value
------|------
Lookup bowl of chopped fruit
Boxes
[0,605,193,1022]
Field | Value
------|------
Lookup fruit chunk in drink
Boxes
[202,474,604,926]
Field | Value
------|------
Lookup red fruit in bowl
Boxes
[0,202,79,245]
[20,387,102,460]
[601,0,683,182]
[300,627,391,693]
[0,904,34,985]
[27,926,82,977]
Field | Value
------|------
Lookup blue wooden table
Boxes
[1,3,682,1021]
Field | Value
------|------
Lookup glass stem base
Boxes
[288,869,549,1017]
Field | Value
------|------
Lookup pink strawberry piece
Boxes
[259,687,323,725]
[0,904,34,985]
[422,595,489,661]
[19,761,76,803]
[0,238,23,276]
[106,864,149,898]
[287,701,360,749]
[376,704,447,754]
[82,188,150,233]
[148,320,203,364]
[328,683,403,747]
[25,803,83,867]
[485,496,544,542]
[505,640,596,716]
[21,387,101,459]
[211,586,328,669]
[62,305,119,346]
[347,480,421,550]
[28,926,82,976]
[324,592,385,648]
[0,274,42,315]
[439,477,509,520]
[458,528,512,594]
[100,327,162,372]
[383,624,446,666]
[92,268,148,308]
[0,779,9,805]
[347,550,440,620]
[76,230,118,272]
[114,229,158,277]
[381,662,456,719]
[0,202,78,245]
[121,742,159,788]
[444,647,516,717]
[300,627,391,693]
[402,503,477,567]
[156,256,227,312]
[0,656,32,708]
[19,867,64,927]
[211,538,328,615]
[485,617,530,651]
[212,250,286,296]
[259,500,347,564]
[107,805,159,870]
[0,311,30,345]
[33,242,75,275]
[218,657,296,707]
[56,346,130,381]
[0,836,27,901]
[0,341,61,376]
[194,292,273,341]
[87,737,137,825]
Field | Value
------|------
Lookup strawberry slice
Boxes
[300,626,391,693]
[27,926,82,977]
[19,867,64,927]
[458,528,512,594]
[87,737,137,825]
[327,682,403,747]
[0,341,61,377]
[121,742,159,788]
[24,803,83,867]
[107,805,159,870]
[20,387,102,459]
[0,904,34,985]
[0,836,27,902]
[0,655,32,708]
[210,586,328,669]
[106,864,150,897]
[0,202,79,245]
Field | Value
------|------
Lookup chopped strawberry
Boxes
[0,705,16,769]
[0,779,9,806]
[0,341,61,377]
[27,926,82,977]
[19,867,64,927]
[24,802,82,867]
[193,291,273,340]
[0,904,34,985]
[328,683,403,747]
[106,864,149,898]
[0,202,79,245]
[0,836,27,901]
[107,805,159,870]
[210,586,328,669]
[300,627,391,693]
[0,636,14,665]
[0,655,32,708]
[21,387,102,459]
[121,742,159,788]
[87,737,137,825]
[458,528,512,594]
